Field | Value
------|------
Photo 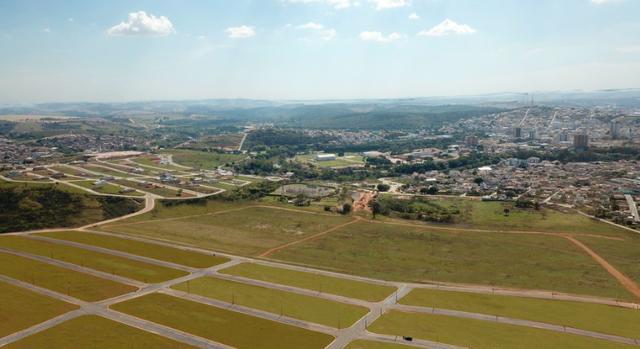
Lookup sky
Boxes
[0,0,639,103]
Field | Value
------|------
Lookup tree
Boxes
[371,201,381,219]
[503,208,510,216]
[342,203,352,214]
[337,151,345,157]
[474,177,484,185]
[377,183,390,192]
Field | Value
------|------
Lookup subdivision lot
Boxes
[0,236,187,283]
[162,149,244,170]
[111,179,185,197]
[0,281,77,337]
[40,230,229,268]
[50,165,99,178]
[0,251,136,301]
[369,311,636,349]
[269,220,633,300]
[100,206,353,256]
[78,164,128,177]
[220,262,395,302]
[345,340,414,349]
[111,293,334,349]
[400,288,640,339]
[577,235,640,285]
[4,315,193,349]
[172,276,369,328]
[131,155,186,171]
[72,180,143,196]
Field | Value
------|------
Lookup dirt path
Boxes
[563,235,640,299]
[258,218,362,258]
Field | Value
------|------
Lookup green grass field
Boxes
[163,149,244,170]
[0,178,91,195]
[172,276,369,328]
[220,263,395,302]
[344,340,415,349]
[50,165,99,178]
[428,199,630,237]
[72,180,143,196]
[0,236,187,283]
[78,164,128,177]
[5,315,193,349]
[111,293,334,349]
[0,252,136,301]
[100,206,352,256]
[40,231,229,268]
[0,281,77,337]
[400,288,640,338]
[269,220,633,300]
[111,179,184,197]
[369,311,636,349]
[576,235,640,284]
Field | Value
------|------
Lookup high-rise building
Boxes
[465,135,478,147]
[610,121,620,139]
[573,134,589,150]
[513,127,522,139]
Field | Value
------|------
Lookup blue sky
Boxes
[0,0,639,103]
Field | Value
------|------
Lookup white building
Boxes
[316,153,336,161]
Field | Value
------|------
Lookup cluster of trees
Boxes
[0,187,141,233]
[372,196,460,223]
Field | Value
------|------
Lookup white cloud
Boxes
[409,13,420,20]
[284,0,353,9]
[359,31,402,43]
[617,45,640,53]
[225,25,256,39]
[107,11,175,37]
[590,0,624,4]
[67,18,74,22]
[43,28,51,33]
[417,19,476,37]
[297,22,337,40]
[369,0,410,10]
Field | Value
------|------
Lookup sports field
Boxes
[400,288,640,338]
[4,315,193,349]
[99,205,353,256]
[40,231,228,268]
[0,281,77,337]
[111,293,335,349]
[220,263,396,302]
[369,311,637,349]
[0,236,187,283]
[172,276,369,327]
[0,252,136,301]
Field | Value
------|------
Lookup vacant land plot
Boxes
[401,288,640,338]
[0,178,89,195]
[50,165,99,178]
[369,311,636,349]
[100,206,352,256]
[78,164,128,177]
[72,180,143,196]
[220,263,395,302]
[345,340,414,349]
[131,155,185,171]
[41,231,228,268]
[112,293,334,349]
[0,236,187,283]
[274,183,336,198]
[435,199,630,237]
[111,179,184,197]
[172,276,369,327]
[269,221,632,300]
[5,315,193,349]
[576,235,640,285]
[0,252,135,301]
[163,149,244,170]
[0,281,77,337]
